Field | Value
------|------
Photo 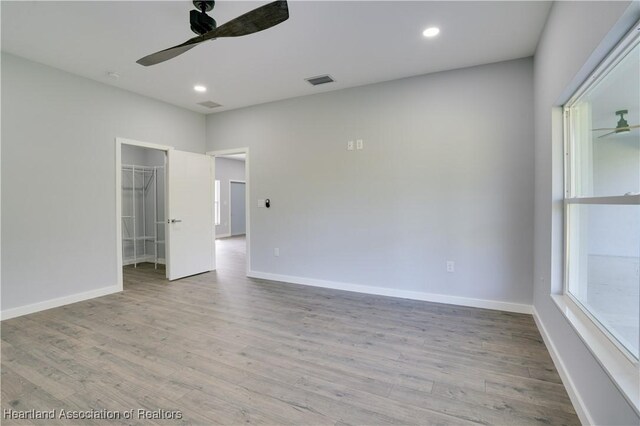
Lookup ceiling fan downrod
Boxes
[190,1,216,35]
[193,1,214,13]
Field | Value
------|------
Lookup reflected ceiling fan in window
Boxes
[592,110,640,138]
[137,0,289,66]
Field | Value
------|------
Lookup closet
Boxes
[121,164,165,267]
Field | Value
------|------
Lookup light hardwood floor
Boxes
[1,237,579,425]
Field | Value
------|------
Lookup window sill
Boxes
[551,294,639,415]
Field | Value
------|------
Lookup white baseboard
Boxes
[532,307,593,425]
[247,270,532,314]
[216,233,231,239]
[0,285,121,321]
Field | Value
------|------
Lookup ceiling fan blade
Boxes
[137,39,203,66]
[137,0,288,66]
[592,127,617,131]
[597,131,617,138]
[202,0,289,40]
[594,124,640,136]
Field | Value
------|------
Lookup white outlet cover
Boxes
[356,139,363,150]
[446,261,455,272]
[347,140,354,151]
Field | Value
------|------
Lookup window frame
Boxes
[562,26,640,364]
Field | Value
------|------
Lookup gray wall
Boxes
[1,53,206,312]
[207,57,535,305]
[215,158,246,237]
[533,1,639,424]
[122,144,166,167]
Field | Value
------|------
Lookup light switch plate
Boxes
[347,140,354,151]
[258,199,265,208]
[356,139,363,150]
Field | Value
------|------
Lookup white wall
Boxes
[207,57,535,307]
[1,53,206,314]
[533,1,640,424]
[215,158,246,237]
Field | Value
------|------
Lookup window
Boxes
[214,180,221,226]
[564,31,639,360]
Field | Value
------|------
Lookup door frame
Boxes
[229,180,246,237]
[115,137,173,291]
[206,148,250,275]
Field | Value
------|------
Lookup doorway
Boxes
[207,148,250,275]
[116,138,216,289]
[116,138,171,289]
[121,145,166,270]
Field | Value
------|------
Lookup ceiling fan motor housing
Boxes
[616,109,629,133]
[190,10,216,35]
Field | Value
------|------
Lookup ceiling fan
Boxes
[592,110,640,138]
[137,0,289,66]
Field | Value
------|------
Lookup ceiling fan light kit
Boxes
[137,0,289,67]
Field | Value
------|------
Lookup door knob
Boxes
[169,219,182,223]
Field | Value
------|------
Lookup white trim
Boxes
[215,233,232,239]
[559,19,640,415]
[116,137,173,152]
[0,285,120,321]
[565,291,638,363]
[247,270,532,314]
[565,194,640,205]
[566,21,640,106]
[551,294,640,415]
[206,148,248,157]
[207,148,250,275]
[115,137,172,290]
[214,179,221,226]
[532,306,593,425]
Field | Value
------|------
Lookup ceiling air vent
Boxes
[305,75,335,86]
[198,101,222,109]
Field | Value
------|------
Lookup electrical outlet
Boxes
[446,261,455,273]
[356,139,363,150]
[274,248,280,257]
[347,140,354,151]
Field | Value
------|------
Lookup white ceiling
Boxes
[1,1,551,114]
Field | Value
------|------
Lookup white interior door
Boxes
[166,149,215,280]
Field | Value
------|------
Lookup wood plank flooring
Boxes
[1,236,579,425]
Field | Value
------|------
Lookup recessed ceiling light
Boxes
[423,27,440,38]
[194,85,207,93]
